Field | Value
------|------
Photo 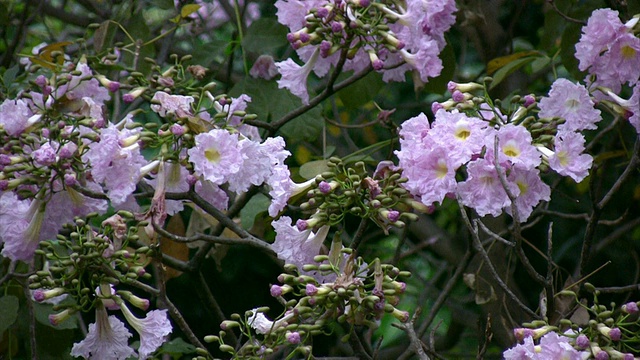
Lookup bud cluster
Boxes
[298,157,423,233]
[208,253,410,358]
[29,212,152,318]
[505,284,640,359]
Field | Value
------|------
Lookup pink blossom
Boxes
[506,168,551,222]
[271,216,330,277]
[457,158,514,217]
[150,92,194,118]
[119,304,172,360]
[492,124,541,171]
[0,99,35,136]
[275,48,320,105]
[429,109,488,167]
[538,78,601,132]
[71,306,136,360]
[187,129,242,185]
[547,131,593,182]
[575,8,626,72]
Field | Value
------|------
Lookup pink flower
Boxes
[187,129,242,185]
[70,306,136,360]
[271,216,330,277]
[429,109,488,167]
[275,48,320,105]
[492,124,541,171]
[119,304,172,360]
[538,78,601,132]
[546,131,593,182]
[457,158,514,217]
[506,168,550,222]
[82,121,147,205]
[575,8,625,72]
[150,92,194,118]
[503,336,537,359]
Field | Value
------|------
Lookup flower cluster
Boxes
[575,8,640,134]
[396,76,601,222]
[208,253,410,357]
[29,213,172,359]
[274,0,456,103]
[505,286,640,359]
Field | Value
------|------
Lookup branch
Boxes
[457,197,539,319]
[394,311,430,360]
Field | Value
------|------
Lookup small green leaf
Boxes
[0,295,19,334]
[299,159,331,180]
[489,56,537,90]
[240,193,270,230]
[93,21,111,53]
[337,71,384,109]
[2,64,19,87]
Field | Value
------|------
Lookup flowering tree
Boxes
[0,0,640,359]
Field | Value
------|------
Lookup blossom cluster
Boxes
[274,0,456,104]
[0,45,307,358]
[397,76,601,222]
[575,8,640,133]
[504,291,640,359]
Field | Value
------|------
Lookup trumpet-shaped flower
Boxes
[538,79,601,132]
[546,131,593,182]
[70,306,136,360]
[271,216,330,278]
[188,129,242,185]
[119,303,172,360]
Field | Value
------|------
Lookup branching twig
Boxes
[394,311,430,360]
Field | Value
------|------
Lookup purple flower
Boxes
[506,167,550,222]
[575,334,589,349]
[609,327,621,341]
[70,306,136,360]
[32,142,58,166]
[428,109,489,168]
[538,78,601,132]
[82,121,147,205]
[538,332,585,360]
[0,99,35,136]
[623,301,639,314]
[492,124,541,171]
[503,336,537,359]
[575,9,625,72]
[286,331,301,344]
[250,55,279,80]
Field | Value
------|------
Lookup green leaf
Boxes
[337,71,384,109]
[242,18,289,54]
[0,295,19,334]
[229,77,323,141]
[240,193,270,230]
[2,64,19,87]
[299,159,331,180]
[160,337,197,356]
[489,56,537,90]
[93,21,112,53]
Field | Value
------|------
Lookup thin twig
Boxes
[546,0,587,25]
[458,198,539,319]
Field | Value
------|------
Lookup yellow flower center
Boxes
[435,159,449,178]
[205,148,221,163]
[621,45,636,59]
[503,141,520,158]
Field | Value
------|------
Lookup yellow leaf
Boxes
[487,51,539,75]
[181,4,201,18]
[31,41,73,70]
